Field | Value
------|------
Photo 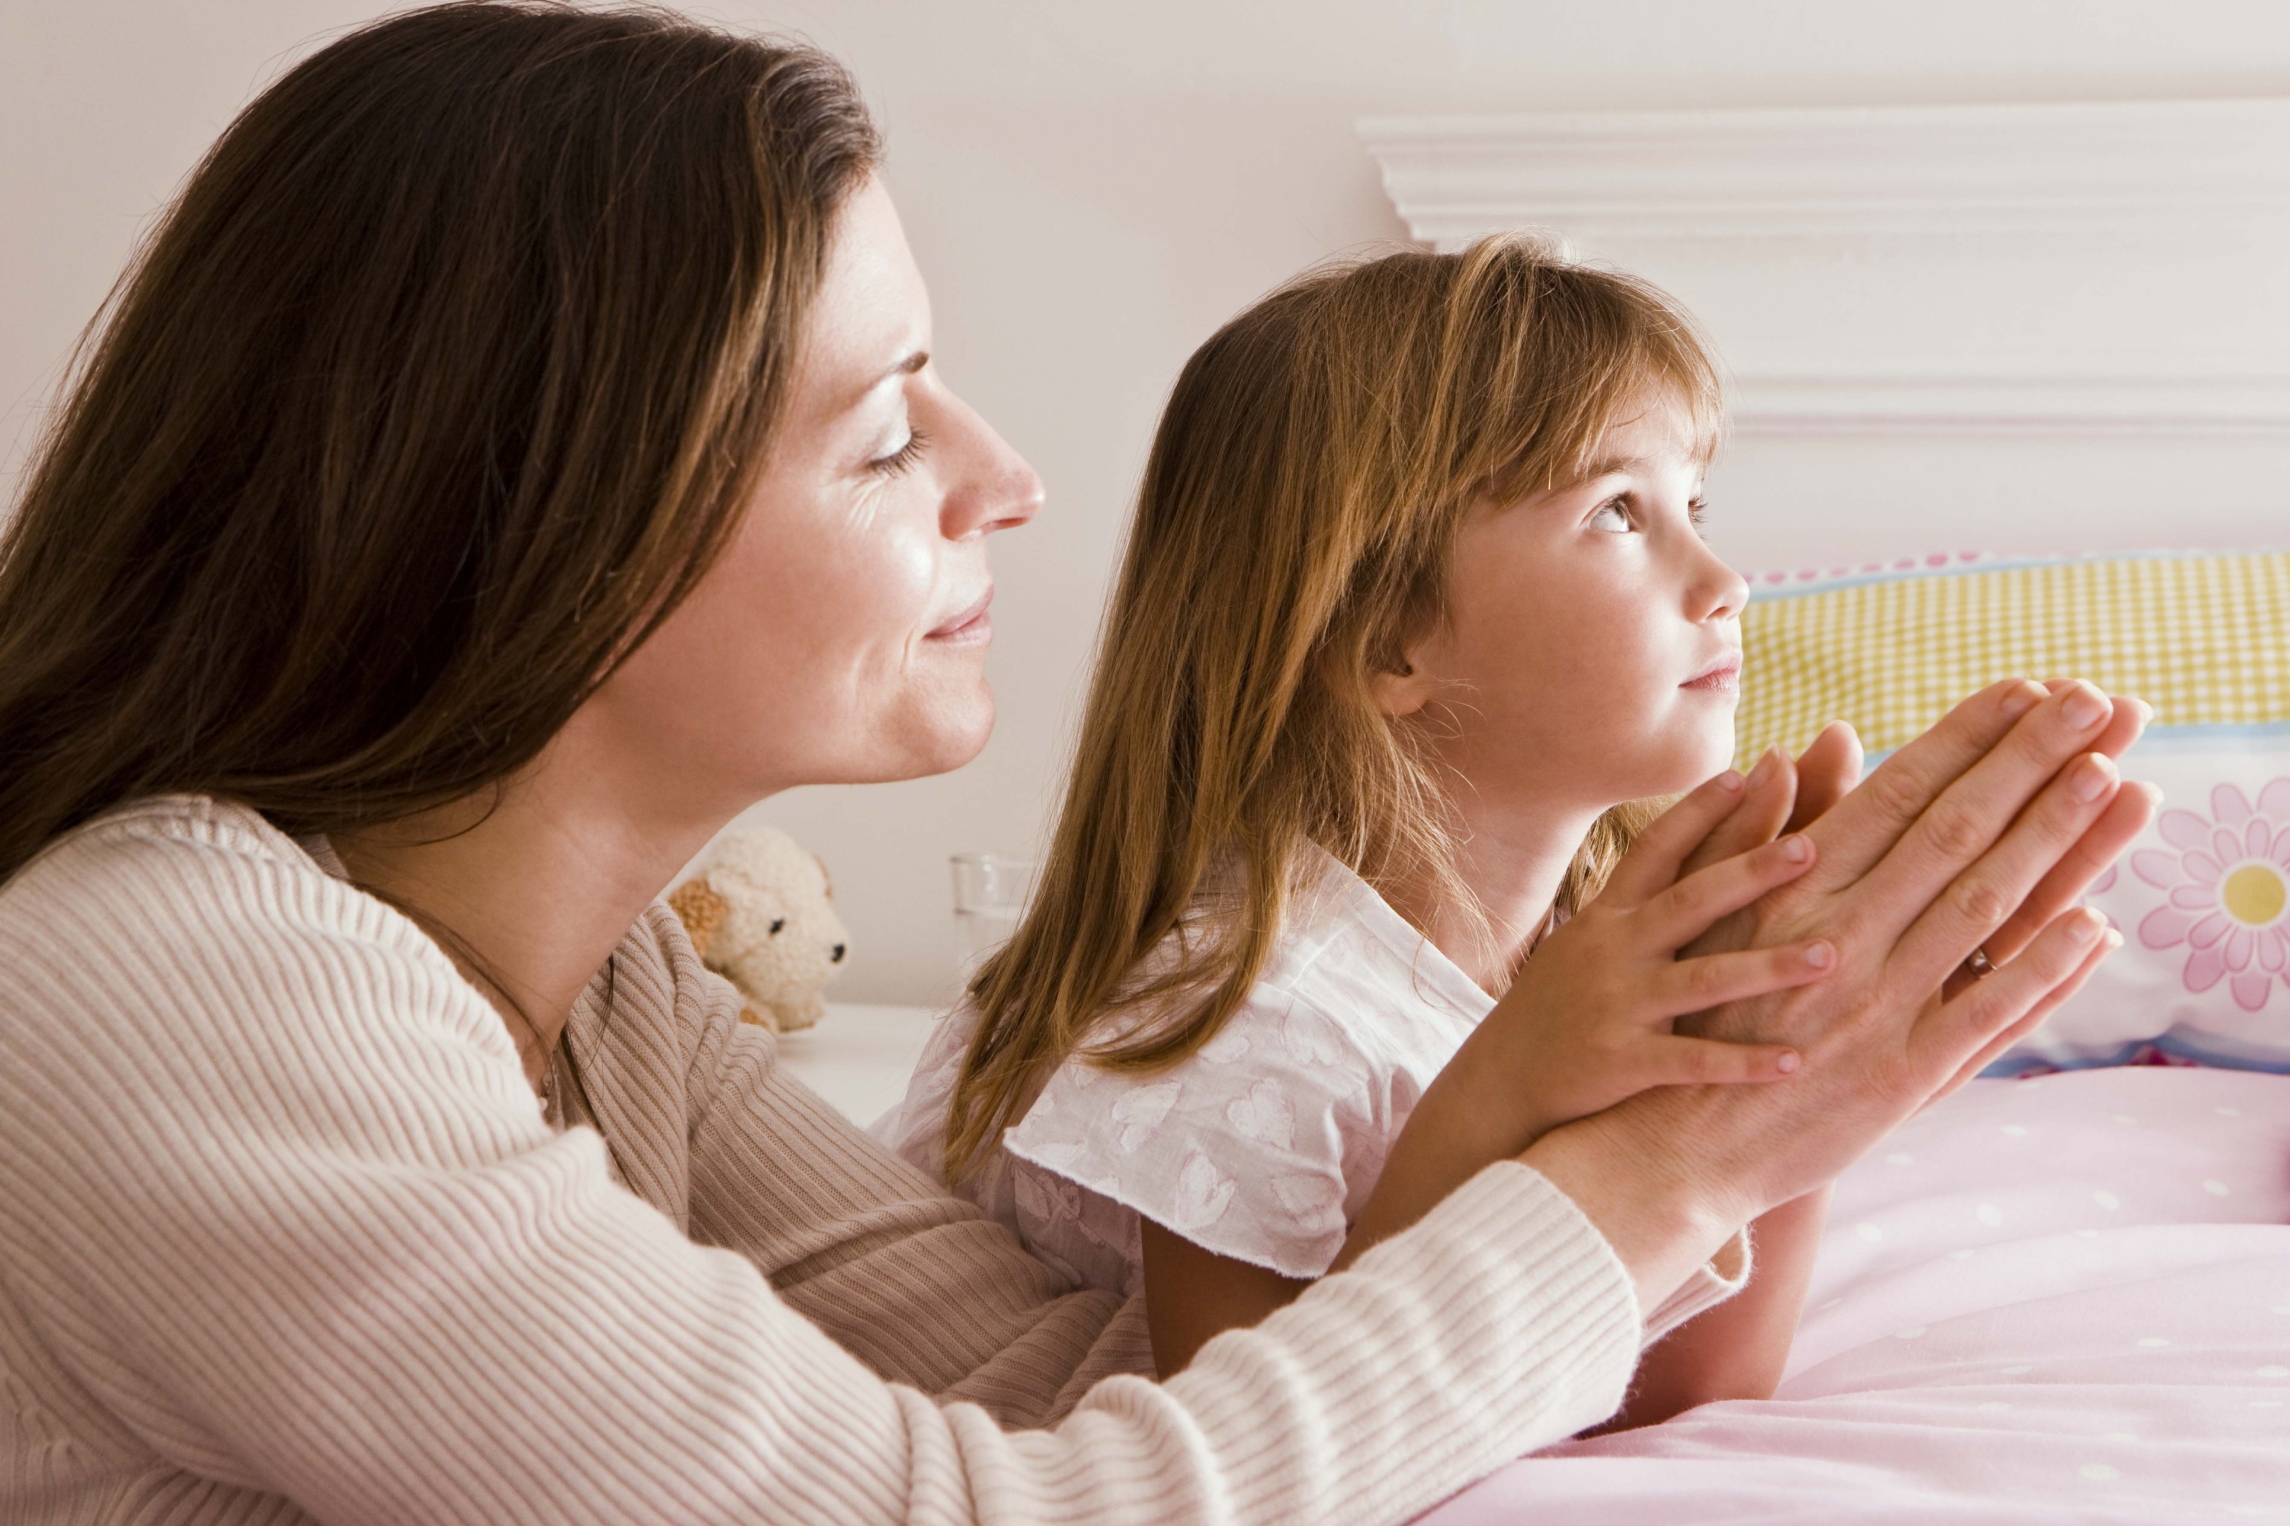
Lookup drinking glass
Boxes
[949,852,1037,973]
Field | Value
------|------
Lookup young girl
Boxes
[882,237,1854,1423]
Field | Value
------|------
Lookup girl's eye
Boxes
[1586,499,1633,533]
[866,427,929,478]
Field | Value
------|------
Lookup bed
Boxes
[1420,1064,2290,1523]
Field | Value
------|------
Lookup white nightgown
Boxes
[880,847,1746,1334]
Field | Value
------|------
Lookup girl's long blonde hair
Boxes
[943,237,1723,1181]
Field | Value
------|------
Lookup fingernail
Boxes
[2138,781,2165,806]
[1746,749,1778,789]
[2133,698,2154,725]
[2061,684,2106,731]
[1999,681,2046,720]
[2070,908,2106,945]
[1802,940,1835,970]
[1716,768,1745,792]
[1775,1051,1801,1074]
[1780,834,1812,863]
[2104,928,2125,950]
[2069,752,2117,803]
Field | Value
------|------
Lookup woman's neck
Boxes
[331,724,740,1089]
[1386,797,1603,996]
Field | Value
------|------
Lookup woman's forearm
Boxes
[1514,1105,1752,1315]
[1599,1185,1833,1431]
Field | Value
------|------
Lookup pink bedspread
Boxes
[1420,1068,2290,1524]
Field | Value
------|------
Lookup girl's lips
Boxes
[1681,659,1742,692]
[926,587,994,645]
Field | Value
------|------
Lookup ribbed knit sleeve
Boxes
[0,797,1644,1525]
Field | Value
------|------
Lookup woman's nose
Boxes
[938,390,1042,540]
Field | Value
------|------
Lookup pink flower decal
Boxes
[2132,779,2290,1012]
[2081,860,2119,933]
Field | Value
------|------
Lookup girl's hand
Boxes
[1483,768,1839,1140]
[1325,771,1830,1280]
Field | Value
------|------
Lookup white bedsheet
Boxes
[1420,1067,2290,1524]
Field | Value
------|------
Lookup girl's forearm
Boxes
[1597,1184,1833,1432]
[1325,1063,1561,1277]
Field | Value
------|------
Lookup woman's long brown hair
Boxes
[943,239,1723,1182]
[0,2,877,883]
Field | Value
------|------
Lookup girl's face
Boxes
[578,176,1042,814]
[1384,400,1748,821]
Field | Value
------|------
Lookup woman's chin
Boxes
[873,691,997,782]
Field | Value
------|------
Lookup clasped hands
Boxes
[1498,678,2155,1270]
[1330,679,2153,1294]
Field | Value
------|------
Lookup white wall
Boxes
[6,1,2289,1005]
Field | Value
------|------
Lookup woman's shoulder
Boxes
[0,793,503,1071]
[1,792,430,956]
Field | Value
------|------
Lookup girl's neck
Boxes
[1386,799,1603,996]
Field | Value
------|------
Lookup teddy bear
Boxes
[668,824,849,1033]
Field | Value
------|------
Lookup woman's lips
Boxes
[1681,658,1742,693]
[926,586,994,646]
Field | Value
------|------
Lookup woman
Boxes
[0,5,2150,1523]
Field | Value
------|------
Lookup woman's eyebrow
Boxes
[879,349,929,382]
[837,349,930,416]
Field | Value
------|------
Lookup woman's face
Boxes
[581,177,1041,813]
[1386,400,1749,821]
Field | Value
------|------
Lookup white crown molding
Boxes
[1731,375,2290,438]
[1358,98,2290,248]
[1358,99,2290,438]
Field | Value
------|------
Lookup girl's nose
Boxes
[1689,540,1749,624]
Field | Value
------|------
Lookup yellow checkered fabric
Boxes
[1735,550,2290,767]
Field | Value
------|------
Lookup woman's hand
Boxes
[1524,678,2157,1312]
[1678,681,2144,969]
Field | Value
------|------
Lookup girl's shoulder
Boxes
[994,857,1491,1280]
[1252,847,1493,1057]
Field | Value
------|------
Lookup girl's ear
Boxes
[1370,657,1436,718]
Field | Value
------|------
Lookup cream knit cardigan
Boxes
[0,795,1656,1525]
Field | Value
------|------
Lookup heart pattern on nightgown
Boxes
[1111,1081,1183,1151]
[1172,1150,1238,1231]
[1271,1171,1345,1220]
[1199,1028,1251,1065]
[1225,1078,1295,1149]
[1282,1007,1346,1067]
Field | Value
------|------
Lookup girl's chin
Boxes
[1647,728,1741,797]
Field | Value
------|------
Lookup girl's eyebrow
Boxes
[1577,454,1651,482]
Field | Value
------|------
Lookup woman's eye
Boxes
[1586,500,1632,533]
[866,427,929,478]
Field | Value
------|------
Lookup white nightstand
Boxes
[773,1002,942,1131]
